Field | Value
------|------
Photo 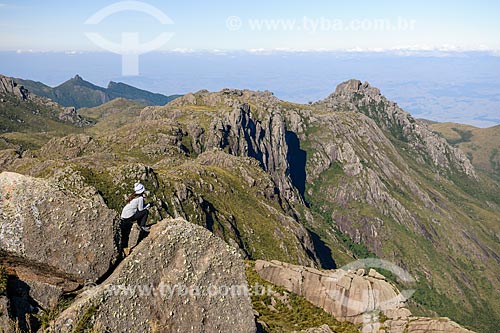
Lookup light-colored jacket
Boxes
[121,196,147,219]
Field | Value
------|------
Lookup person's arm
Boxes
[137,196,150,211]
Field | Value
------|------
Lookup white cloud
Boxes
[168,48,195,54]
[229,45,500,57]
[16,49,35,54]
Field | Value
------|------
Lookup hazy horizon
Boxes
[1,50,499,128]
[1,0,499,127]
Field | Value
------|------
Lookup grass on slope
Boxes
[0,93,84,148]
[79,98,145,135]
[0,266,7,295]
[155,161,314,265]
[431,122,500,178]
[298,112,500,332]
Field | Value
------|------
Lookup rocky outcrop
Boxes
[255,260,474,333]
[50,218,256,333]
[0,171,120,286]
[318,79,476,178]
[0,78,496,332]
[143,89,301,203]
[0,75,29,100]
[396,317,475,333]
[204,101,299,202]
[39,134,94,160]
[255,260,404,324]
[167,150,318,266]
[58,106,93,126]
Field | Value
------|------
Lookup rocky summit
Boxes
[0,75,498,332]
[50,219,256,333]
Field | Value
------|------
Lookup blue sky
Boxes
[1,0,499,51]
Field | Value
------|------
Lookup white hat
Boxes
[134,182,145,194]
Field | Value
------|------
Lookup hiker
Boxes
[120,183,150,248]
[121,182,151,232]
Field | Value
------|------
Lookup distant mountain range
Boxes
[14,75,181,109]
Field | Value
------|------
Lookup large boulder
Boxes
[0,171,120,286]
[50,218,256,333]
[403,317,475,332]
[255,260,474,333]
[255,260,403,324]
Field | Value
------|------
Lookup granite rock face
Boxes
[255,260,474,333]
[318,79,476,178]
[58,106,88,125]
[50,218,256,333]
[0,77,497,332]
[255,260,403,324]
[205,103,298,202]
[0,171,120,285]
[143,89,302,203]
[0,75,29,100]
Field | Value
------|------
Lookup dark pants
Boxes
[120,209,149,250]
[128,209,149,228]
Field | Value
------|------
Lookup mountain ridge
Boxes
[138,82,499,331]
[14,74,181,109]
[0,74,93,149]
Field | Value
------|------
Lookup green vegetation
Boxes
[79,98,145,135]
[2,79,499,333]
[157,162,313,264]
[448,127,473,144]
[72,304,99,333]
[489,148,500,176]
[106,81,180,106]
[309,203,376,260]
[246,261,359,333]
[332,227,376,259]
[0,266,7,295]
[36,296,74,330]
[0,92,84,148]
[73,166,125,212]
[298,107,500,332]
[356,101,408,142]
[431,122,500,178]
